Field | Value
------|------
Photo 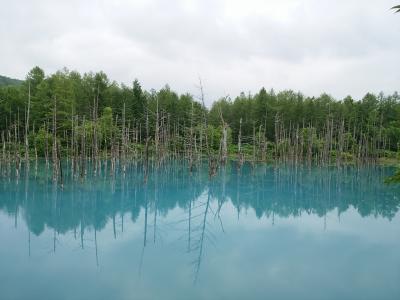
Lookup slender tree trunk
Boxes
[25,82,31,164]
[52,96,58,182]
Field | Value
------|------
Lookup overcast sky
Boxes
[0,0,399,104]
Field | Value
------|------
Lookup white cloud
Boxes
[0,0,399,104]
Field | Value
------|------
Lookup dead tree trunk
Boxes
[219,108,228,166]
[52,96,58,182]
[24,82,31,165]
[237,117,244,170]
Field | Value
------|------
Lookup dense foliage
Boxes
[209,89,400,148]
[0,67,399,166]
[0,67,204,147]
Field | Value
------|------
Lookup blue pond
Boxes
[0,162,399,300]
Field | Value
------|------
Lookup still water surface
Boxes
[0,163,399,300]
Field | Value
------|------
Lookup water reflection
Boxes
[0,163,400,299]
[0,162,399,282]
[1,162,398,236]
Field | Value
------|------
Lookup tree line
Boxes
[0,67,399,181]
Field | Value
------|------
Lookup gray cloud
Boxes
[0,0,399,104]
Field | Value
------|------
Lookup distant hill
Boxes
[0,75,23,87]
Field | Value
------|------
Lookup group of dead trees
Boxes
[0,85,395,184]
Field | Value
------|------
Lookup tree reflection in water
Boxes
[0,161,399,280]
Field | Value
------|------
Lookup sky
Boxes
[0,0,399,104]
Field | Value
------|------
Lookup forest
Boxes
[0,75,22,87]
[0,67,399,181]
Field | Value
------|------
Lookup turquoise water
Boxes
[0,162,399,300]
